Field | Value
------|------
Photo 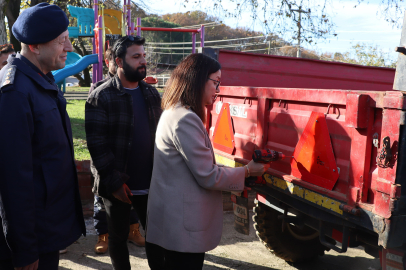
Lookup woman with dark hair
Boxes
[145,53,269,269]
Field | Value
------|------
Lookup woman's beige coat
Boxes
[146,104,245,253]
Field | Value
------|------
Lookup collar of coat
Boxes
[5,53,59,92]
[109,74,154,96]
[87,74,158,105]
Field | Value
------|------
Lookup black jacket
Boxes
[88,72,114,95]
[0,53,86,267]
[85,75,162,198]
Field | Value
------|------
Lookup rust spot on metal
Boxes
[339,204,361,216]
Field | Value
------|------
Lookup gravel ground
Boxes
[59,212,381,270]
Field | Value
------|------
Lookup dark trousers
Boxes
[94,194,139,235]
[103,194,148,270]
[0,250,59,270]
[145,241,205,270]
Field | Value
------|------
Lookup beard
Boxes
[122,59,146,82]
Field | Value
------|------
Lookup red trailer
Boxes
[204,48,406,270]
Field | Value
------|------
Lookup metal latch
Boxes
[377,136,392,168]
[373,133,379,148]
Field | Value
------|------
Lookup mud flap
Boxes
[232,190,250,235]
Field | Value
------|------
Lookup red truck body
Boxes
[218,50,395,91]
[204,49,406,269]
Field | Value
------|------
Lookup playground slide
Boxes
[65,51,82,66]
[52,54,99,84]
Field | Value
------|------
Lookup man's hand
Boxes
[15,259,39,270]
[112,184,132,204]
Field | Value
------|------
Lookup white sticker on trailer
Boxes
[386,252,404,270]
[387,253,403,263]
[215,101,247,118]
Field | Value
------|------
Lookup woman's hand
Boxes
[246,160,270,177]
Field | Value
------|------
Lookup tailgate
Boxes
[208,86,404,219]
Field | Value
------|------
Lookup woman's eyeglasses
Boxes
[208,78,221,90]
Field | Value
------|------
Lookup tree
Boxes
[343,43,395,68]
[142,16,188,43]
[71,38,93,86]
[5,0,94,51]
[0,0,7,44]
[163,11,286,56]
[163,11,258,41]
[6,0,22,51]
[356,0,406,28]
[180,0,337,47]
[141,16,191,65]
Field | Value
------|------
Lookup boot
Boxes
[95,233,109,254]
[128,223,145,247]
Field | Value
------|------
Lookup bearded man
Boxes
[85,35,162,270]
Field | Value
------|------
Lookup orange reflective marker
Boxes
[213,103,235,154]
[290,111,339,190]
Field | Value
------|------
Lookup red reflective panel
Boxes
[291,111,339,190]
[213,103,235,154]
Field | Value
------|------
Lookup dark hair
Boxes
[112,35,145,66]
[105,47,113,61]
[162,53,221,123]
[0,44,15,55]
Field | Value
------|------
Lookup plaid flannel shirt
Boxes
[85,75,162,198]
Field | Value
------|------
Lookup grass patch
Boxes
[66,100,90,161]
[66,86,90,92]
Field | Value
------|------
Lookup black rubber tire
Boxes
[253,200,329,263]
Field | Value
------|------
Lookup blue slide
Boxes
[52,53,99,84]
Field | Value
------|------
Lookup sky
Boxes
[149,0,403,63]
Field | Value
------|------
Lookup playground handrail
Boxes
[139,27,200,33]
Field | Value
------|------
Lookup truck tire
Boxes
[253,200,329,262]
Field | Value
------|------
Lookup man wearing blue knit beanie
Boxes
[0,3,86,270]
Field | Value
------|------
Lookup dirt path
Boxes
[59,212,381,270]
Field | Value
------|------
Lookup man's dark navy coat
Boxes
[0,53,86,267]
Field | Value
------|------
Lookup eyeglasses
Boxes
[113,35,142,53]
[208,78,221,90]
